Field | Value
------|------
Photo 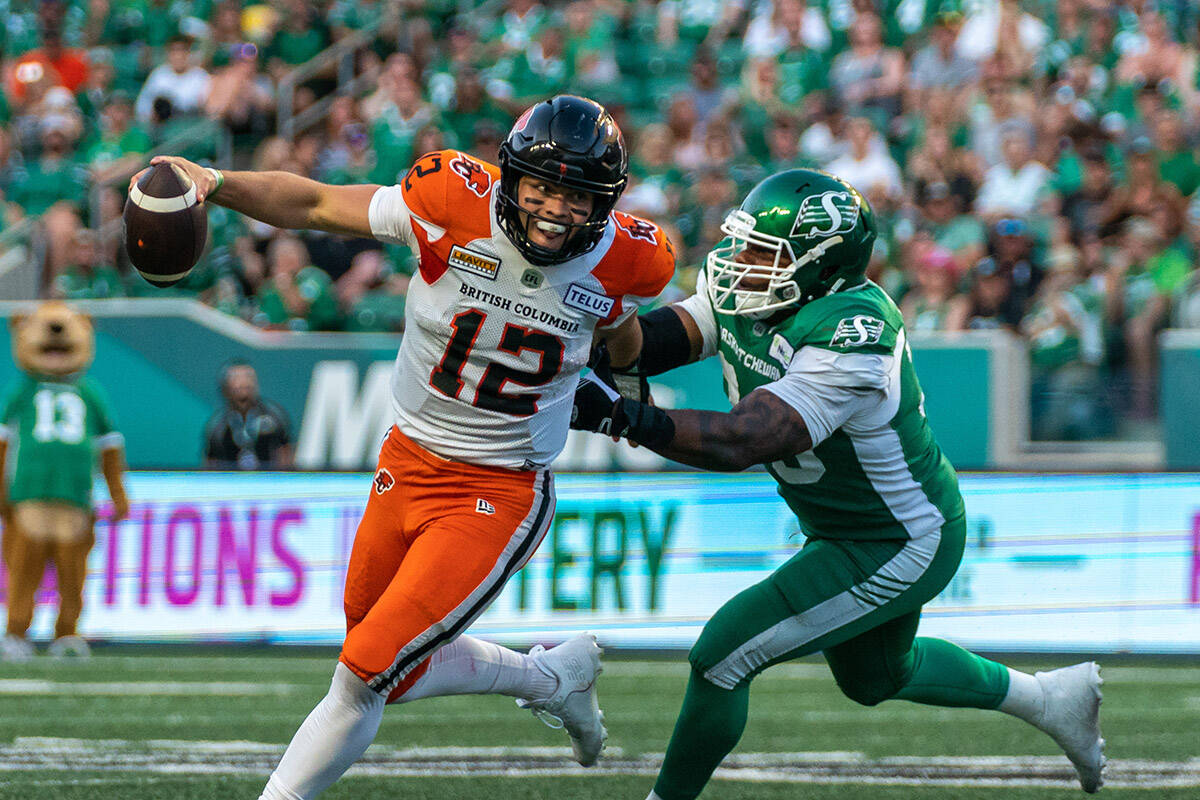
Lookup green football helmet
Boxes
[705,169,877,317]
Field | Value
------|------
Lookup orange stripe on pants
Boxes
[340,427,553,702]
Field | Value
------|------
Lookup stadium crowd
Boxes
[2,0,1200,440]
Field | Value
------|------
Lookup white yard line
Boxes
[1,739,1196,789]
[0,680,299,696]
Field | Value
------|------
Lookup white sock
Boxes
[997,667,1046,726]
[397,635,558,703]
[258,662,385,800]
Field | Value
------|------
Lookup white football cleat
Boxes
[1034,662,1105,793]
[516,633,607,766]
[47,634,91,659]
[0,634,34,662]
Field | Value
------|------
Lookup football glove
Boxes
[571,374,621,434]
[589,340,651,404]
[571,374,675,449]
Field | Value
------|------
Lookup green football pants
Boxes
[652,516,1011,800]
[690,516,967,690]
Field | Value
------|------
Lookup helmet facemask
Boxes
[706,209,846,318]
[496,166,617,265]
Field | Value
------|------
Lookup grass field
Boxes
[0,647,1196,799]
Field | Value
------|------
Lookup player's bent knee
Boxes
[834,675,903,707]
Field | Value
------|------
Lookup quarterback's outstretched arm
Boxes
[130,156,381,238]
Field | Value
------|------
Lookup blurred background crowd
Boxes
[2,0,1200,442]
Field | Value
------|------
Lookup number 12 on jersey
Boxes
[430,309,564,416]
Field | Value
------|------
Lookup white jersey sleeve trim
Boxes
[761,346,892,447]
[674,269,719,359]
[367,185,415,246]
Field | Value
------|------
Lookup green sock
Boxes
[893,637,1010,709]
[652,668,749,800]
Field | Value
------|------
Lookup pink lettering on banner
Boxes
[138,504,154,606]
[270,508,305,607]
[1191,512,1200,604]
[103,511,122,605]
[216,507,258,606]
[165,506,204,606]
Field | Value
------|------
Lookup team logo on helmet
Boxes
[373,468,395,495]
[513,106,535,133]
[791,191,859,239]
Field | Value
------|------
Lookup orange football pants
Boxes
[339,426,554,702]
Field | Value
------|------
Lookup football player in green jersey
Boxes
[573,169,1105,797]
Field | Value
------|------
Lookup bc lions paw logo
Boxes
[373,468,395,495]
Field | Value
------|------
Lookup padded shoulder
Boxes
[590,211,677,299]
[400,149,497,240]
[791,285,902,356]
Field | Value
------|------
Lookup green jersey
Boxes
[0,375,122,509]
[681,276,964,540]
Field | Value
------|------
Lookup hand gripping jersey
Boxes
[369,150,675,469]
[678,275,965,540]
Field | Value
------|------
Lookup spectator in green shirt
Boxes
[253,235,342,331]
[487,0,550,59]
[338,250,406,333]
[7,117,89,218]
[83,92,152,182]
[488,25,569,113]
[439,69,511,152]
[367,75,438,186]
[1021,247,1109,440]
[1152,108,1200,197]
[1107,216,1178,418]
[919,179,988,276]
[50,228,125,300]
[263,0,331,83]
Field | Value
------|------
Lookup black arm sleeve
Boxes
[636,306,694,376]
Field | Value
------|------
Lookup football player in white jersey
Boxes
[135,95,675,800]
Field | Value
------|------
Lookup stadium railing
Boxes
[276,9,399,141]
[0,215,47,301]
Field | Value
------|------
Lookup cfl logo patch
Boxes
[476,498,496,515]
[373,468,395,495]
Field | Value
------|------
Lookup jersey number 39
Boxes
[430,309,563,416]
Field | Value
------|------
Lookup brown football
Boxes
[123,162,208,287]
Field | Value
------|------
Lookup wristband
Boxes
[616,398,675,450]
[206,167,225,197]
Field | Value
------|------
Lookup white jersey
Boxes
[368,149,676,470]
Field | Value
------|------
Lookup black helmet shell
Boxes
[497,95,628,265]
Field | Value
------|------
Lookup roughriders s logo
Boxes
[830,315,885,347]
[449,153,492,197]
[373,468,395,495]
[615,213,658,244]
[792,191,859,239]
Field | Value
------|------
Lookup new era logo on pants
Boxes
[476,498,496,515]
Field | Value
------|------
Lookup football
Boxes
[123,162,208,287]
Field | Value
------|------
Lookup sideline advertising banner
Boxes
[5,471,1197,654]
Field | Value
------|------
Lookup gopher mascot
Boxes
[0,302,129,660]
